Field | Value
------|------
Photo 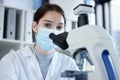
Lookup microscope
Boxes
[49,4,120,80]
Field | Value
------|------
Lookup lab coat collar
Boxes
[21,46,35,58]
[20,46,44,80]
[45,51,59,80]
[20,46,60,80]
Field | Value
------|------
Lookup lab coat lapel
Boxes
[45,51,59,80]
[31,55,44,80]
[22,46,44,80]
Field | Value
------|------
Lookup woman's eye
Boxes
[44,23,52,28]
[56,26,63,30]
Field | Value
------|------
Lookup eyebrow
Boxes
[43,20,64,25]
[59,23,64,25]
[43,20,52,23]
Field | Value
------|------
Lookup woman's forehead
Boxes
[39,11,64,24]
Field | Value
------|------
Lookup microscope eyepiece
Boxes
[49,32,69,50]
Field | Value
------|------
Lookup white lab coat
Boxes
[0,46,79,80]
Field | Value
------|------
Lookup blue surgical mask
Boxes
[35,28,56,51]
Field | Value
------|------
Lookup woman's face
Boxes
[33,11,65,34]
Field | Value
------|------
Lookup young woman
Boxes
[0,3,79,80]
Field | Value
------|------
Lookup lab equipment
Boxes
[49,4,120,80]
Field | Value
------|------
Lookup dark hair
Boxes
[32,3,66,42]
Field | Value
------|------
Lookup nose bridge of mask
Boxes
[54,30,64,35]
[38,28,54,37]
[38,27,64,37]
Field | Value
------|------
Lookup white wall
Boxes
[111,0,120,53]
[111,0,120,31]
[3,0,34,10]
